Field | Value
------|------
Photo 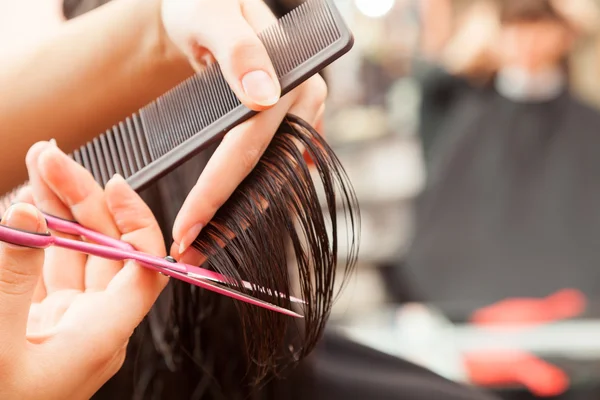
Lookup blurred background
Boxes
[320,0,600,399]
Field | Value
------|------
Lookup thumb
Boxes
[187,6,280,110]
[0,203,46,349]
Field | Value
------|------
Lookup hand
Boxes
[161,0,327,258]
[0,141,168,400]
[442,0,500,78]
[0,0,65,57]
[551,0,600,35]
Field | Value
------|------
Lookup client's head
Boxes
[496,0,575,73]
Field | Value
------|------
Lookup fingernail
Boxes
[110,173,126,183]
[178,223,203,255]
[241,70,279,106]
[49,138,57,146]
[1,204,43,233]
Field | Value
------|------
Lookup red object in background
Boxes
[470,288,587,327]
[464,350,570,397]
[302,117,325,167]
[303,149,314,166]
[464,288,587,396]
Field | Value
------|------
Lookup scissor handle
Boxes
[0,223,54,249]
[43,213,134,251]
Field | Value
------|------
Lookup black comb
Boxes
[61,0,352,195]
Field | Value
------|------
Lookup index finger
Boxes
[25,141,86,293]
[35,145,124,291]
[44,175,168,376]
[172,89,298,254]
[171,0,290,253]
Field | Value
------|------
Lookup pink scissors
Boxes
[0,212,304,318]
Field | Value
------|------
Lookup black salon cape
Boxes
[403,63,600,318]
[88,151,497,400]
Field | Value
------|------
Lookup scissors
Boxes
[0,211,304,318]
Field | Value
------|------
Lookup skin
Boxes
[0,0,64,52]
[496,19,574,72]
[440,1,575,79]
[0,141,168,400]
[0,0,326,261]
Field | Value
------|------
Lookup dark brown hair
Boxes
[498,0,569,26]
[126,114,360,399]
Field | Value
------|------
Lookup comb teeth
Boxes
[71,114,153,187]
[267,0,340,76]
[138,0,344,163]
[0,183,27,216]
[2,0,353,201]
[140,64,241,160]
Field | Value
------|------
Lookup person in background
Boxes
[406,0,600,337]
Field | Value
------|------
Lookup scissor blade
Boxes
[173,270,303,318]
[182,264,308,305]
[242,281,307,305]
[206,276,307,305]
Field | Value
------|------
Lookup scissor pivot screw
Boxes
[158,256,177,276]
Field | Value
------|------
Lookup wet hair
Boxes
[137,114,360,399]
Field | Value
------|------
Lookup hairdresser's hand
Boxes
[161,0,284,110]
[164,0,327,259]
[0,0,65,57]
[0,142,168,400]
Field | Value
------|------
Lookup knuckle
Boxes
[0,258,38,297]
[107,345,128,376]
[240,146,262,172]
[86,338,121,367]
[228,35,265,61]
[223,35,272,79]
[122,225,166,257]
[88,352,112,373]
[112,208,156,235]
[303,76,328,110]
